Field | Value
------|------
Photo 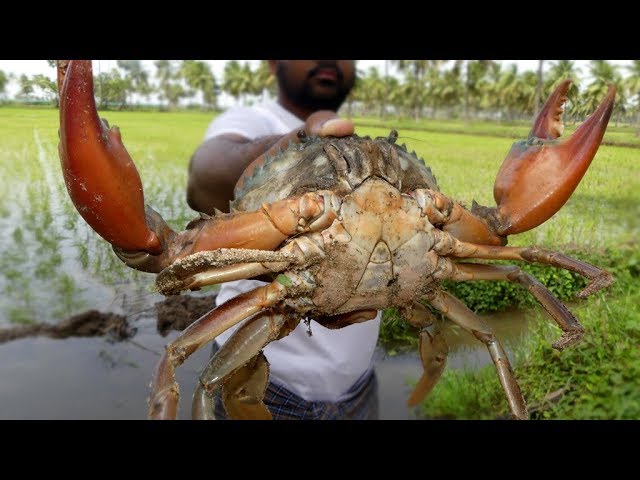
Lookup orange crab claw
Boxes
[491,80,616,236]
[57,60,161,254]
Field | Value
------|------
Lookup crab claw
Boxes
[489,80,615,236]
[57,60,161,254]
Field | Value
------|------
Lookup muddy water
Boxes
[0,301,536,420]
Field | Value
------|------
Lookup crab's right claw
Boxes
[491,80,616,236]
[57,60,161,254]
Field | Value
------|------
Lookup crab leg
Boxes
[424,81,616,244]
[448,263,585,350]
[148,280,287,420]
[154,234,327,295]
[221,352,272,420]
[402,303,448,407]
[192,354,274,421]
[442,240,613,299]
[428,289,528,420]
[428,229,613,300]
[191,311,298,419]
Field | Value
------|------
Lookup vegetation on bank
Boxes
[409,246,640,420]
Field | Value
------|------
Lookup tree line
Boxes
[350,60,639,125]
[0,60,274,111]
[1,60,638,126]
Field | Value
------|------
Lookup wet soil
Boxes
[0,294,217,345]
[155,294,216,336]
[0,310,134,344]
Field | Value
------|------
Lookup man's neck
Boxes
[277,94,320,121]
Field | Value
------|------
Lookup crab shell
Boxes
[231,132,439,213]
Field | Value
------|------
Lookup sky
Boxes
[0,60,632,106]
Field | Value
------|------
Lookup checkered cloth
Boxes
[212,369,379,420]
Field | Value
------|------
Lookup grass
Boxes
[352,116,640,148]
[415,247,640,420]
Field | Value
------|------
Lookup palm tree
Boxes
[392,60,445,121]
[533,60,544,117]
[519,71,540,117]
[118,60,152,105]
[31,74,58,107]
[494,63,519,120]
[180,60,217,110]
[580,61,625,125]
[624,60,640,135]
[384,77,402,119]
[94,69,129,109]
[0,70,8,98]
[459,60,494,120]
[223,61,254,106]
[484,62,504,116]
[358,66,387,117]
[154,60,188,110]
[430,66,463,118]
[250,61,276,102]
[17,74,33,100]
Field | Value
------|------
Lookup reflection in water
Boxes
[0,307,536,420]
[0,319,210,420]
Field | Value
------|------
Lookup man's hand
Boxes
[187,111,355,215]
[238,111,354,191]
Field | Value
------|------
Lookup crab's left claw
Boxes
[57,60,162,254]
[489,80,616,236]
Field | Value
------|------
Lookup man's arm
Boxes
[186,112,355,215]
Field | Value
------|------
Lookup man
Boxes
[187,60,381,420]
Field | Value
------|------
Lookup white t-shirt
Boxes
[204,100,381,402]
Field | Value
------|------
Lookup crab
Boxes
[56,60,616,420]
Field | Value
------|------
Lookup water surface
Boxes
[0,305,535,420]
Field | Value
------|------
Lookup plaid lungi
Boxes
[212,369,379,420]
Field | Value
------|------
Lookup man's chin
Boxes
[310,84,340,97]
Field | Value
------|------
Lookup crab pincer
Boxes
[57,60,162,254]
[444,80,615,244]
[492,80,616,236]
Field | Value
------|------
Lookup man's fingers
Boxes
[305,111,354,138]
[318,118,354,138]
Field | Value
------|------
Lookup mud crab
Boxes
[56,60,615,420]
